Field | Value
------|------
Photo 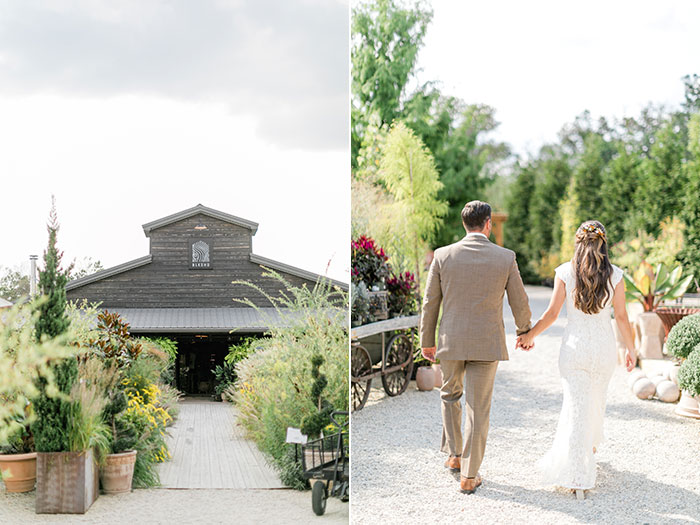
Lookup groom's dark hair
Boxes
[462,200,492,230]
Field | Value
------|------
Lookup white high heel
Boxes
[575,489,585,500]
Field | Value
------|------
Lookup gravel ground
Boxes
[0,488,348,524]
[350,286,700,525]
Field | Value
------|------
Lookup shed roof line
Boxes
[65,255,153,291]
[142,204,259,236]
[249,254,349,290]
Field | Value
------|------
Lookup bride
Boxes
[516,220,637,499]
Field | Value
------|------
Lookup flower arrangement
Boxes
[351,235,390,289]
[386,271,419,317]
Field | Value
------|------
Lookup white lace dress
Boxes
[537,261,623,489]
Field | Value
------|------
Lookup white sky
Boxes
[0,0,349,283]
[415,0,700,157]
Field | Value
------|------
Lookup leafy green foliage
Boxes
[212,362,237,398]
[667,314,700,360]
[0,302,75,445]
[678,114,700,287]
[88,311,143,368]
[300,354,333,439]
[623,263,694,312]
[0,266,29,303]
[504,164,538,283]
[678,346,700,396]
[379,122,447,285]
[351,0,432,165]
[224,337,258,366]
[231,271,347,489]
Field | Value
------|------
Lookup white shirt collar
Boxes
[466,232,488,240]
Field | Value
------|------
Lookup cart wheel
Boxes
[312,480,327,516]
[381,334,413,397]
[351,345,372,411]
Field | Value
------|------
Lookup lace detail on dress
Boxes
[537,261,620,489]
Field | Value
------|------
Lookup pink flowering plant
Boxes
[351,235,390,289]
[386,271,420,317]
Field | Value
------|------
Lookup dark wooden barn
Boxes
[66,204,347,395]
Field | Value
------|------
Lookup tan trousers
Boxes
[440,360,499,478]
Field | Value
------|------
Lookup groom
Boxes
[420,200,532,494]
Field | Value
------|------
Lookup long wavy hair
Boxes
[571,220,614,314]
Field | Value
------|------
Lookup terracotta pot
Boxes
[99,450,137,495]
[675,390,700,419]
[636,312,664,359]
[415,366,435,391]
[431,364,443,388]
[0,451,37,493]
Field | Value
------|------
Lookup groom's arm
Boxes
[505,254,532,336]
[420,255,442,349]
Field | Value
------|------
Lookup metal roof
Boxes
[109,307,291,333]
[142,204,259,236]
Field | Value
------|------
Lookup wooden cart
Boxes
[350,315,419,411]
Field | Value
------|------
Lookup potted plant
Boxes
[677,345,700,419]
[0,422,37,493]
[623,262,694,359]
[666,313,700,418]
[386,271,419,319]
[100,391,138,494]
[351,236,390,321]
[212,362,237,401]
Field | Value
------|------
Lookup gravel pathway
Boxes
[0,488,348,524]
[350,286,700,524]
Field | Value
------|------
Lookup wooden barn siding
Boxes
[66,214,317,308]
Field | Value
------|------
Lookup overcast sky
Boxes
[0,0,349,283]
[415,0,700,157]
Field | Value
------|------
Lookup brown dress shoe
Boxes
[444,456,460,471]
[460,474,483,494]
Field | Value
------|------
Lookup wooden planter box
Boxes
[36,449,99,514]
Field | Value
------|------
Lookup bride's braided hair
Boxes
[572,220,614,314]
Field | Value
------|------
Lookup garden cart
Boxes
[301,411,349,516]
[350,315,418,411]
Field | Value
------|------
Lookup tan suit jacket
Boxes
[420,234,532,361]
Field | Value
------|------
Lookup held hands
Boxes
[516,332,535,351]
[421,346,437,363]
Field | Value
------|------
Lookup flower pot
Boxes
[36,449,99,514]
[0,451,37,493]
[415,366,435,391]
[432,364,443,388]
[99,450,137,495]
[636,311,665,360]
[675,390,700,419]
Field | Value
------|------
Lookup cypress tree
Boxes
[31,198,77,452]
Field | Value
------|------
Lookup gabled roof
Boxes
[142,204,259,236]
[66,255,152,291]
[0,298,13,308]
[250,254,348,291]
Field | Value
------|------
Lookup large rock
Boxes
[656,380,681,403]
[650,374,667,387]
[632,377,656,400]
[627,369,646,389]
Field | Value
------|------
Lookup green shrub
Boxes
[666,314,700,359]
[678,346,700,396]
[231,271,348,489]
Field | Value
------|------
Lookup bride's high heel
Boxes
[575,489,585,500]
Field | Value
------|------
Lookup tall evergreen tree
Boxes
[31,198,77,453]
[504,164,538,283]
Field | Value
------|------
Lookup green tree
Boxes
[631,115,689,235]
[0,266,29,303]
[679,113,700,288]
[504,164,538,283]
[571,133,614,226]
[31,198,78,453]
[528,147,572,257]
[351,0,432,166]
[599,144,641,244]
[378,122,447,286]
